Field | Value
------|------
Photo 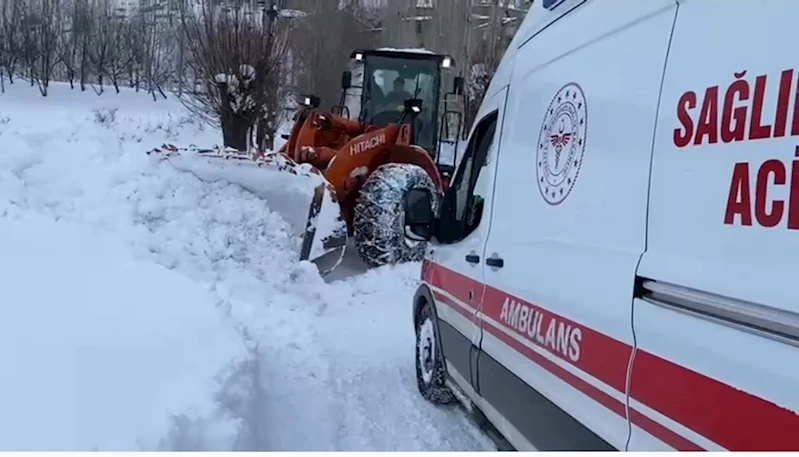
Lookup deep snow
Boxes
[0,213,250,451]
[0,82,492,451]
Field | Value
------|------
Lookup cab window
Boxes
[361,55,439,151]
[438,111,498,244]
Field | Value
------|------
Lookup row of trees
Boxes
[0,0,385,149]
[0,0,179,97]
[0,0,523,150]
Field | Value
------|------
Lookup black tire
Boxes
[415,302,456,404]
[353,163,437,267]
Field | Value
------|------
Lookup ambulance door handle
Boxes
[486,254,504,269]
[465,253,480,264]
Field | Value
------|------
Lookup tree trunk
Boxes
[255,116,272,151]
[218,81,251,151]
[222,113,252,151]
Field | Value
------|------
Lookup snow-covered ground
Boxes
[0,82,493,451]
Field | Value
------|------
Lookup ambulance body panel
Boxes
[410,0,799,451]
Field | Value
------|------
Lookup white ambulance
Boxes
[402,0,799,451]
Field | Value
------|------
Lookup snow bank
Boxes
[0,82,298,286]
[0,213,250,451]
[0,82,287,450]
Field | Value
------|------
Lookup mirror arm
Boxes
[432,215,442,243]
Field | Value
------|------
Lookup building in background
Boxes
[379,0,531,76]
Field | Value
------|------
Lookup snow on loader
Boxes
[148,48,465,273]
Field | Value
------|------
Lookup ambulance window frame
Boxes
[438,110,498,244]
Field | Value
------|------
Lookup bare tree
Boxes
[89,0,114,93]
[147,18,176,100]
[178,1,291,151]
[18,0,62,95]
[75,0,92,91]
[123,16,144,91]
[0,0,23,87]
[105,14,130,93]
[56,0,79,89]
[0,1,5,92]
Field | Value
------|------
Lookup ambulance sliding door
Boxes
[634,0,799,450]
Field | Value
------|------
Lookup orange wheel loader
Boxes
[147,48,466,274]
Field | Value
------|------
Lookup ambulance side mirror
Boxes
[403,188,435,242]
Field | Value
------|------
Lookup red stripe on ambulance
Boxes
[422,260,799,451]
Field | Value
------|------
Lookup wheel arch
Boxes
[413,283,436,328]
[413,284,447,355]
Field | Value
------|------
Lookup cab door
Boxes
[424,87,508,392]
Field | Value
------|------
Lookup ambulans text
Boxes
[499,297,582,363]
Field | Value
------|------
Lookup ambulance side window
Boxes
[438,111,498,244]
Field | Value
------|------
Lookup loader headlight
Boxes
[299,94,320,109]
[404,98,424,114]
[442,56,452,68]
[355,53,364,62]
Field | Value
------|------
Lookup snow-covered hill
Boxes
[0,82,493,451]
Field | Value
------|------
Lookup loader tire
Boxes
[353,163,437,268]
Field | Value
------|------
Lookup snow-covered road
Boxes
[257,256,492,451]
[0,82,494,451]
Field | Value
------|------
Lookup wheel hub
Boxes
[418,318,436,384]
[399,206,422,249]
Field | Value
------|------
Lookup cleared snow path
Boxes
[0,82,493,451]
[257,260,493,451]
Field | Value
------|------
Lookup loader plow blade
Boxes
[147,144,348,273]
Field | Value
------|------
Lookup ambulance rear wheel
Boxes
[353,162,437,267]
[415,302,455,405]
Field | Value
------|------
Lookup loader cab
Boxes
[341,49,465,186]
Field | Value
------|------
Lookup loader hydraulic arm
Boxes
[283,109,377,169]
